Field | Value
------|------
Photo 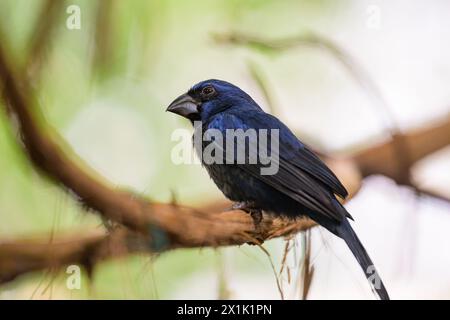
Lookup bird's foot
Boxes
[249,209,263,227]
[230,201,263,229]
[247,209,264,245]
[229,202,265,245]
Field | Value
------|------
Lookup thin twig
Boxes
[26,0,66,80]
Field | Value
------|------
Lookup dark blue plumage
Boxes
[167,79,389,300]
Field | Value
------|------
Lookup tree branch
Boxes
[353,118,450,180]
[26,0,66,80]
[0,213,321,284]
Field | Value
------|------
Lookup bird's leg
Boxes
[246,206,264,245]
[230,201,263,228]
[249,209,263,226]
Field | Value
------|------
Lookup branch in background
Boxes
[214,31,396,128]
[246,60,277,115]
[246,59,337,155]
[353,118,450,181]
[26,0,65,80]
[91,0,116,77]
[0,229,127,284]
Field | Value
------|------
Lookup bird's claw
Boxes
[249,209,263,227]
[247,209,264,245]
[230,201,263,228]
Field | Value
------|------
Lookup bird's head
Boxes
[166,79,260,123]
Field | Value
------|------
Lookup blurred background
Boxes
[0,0,449,299]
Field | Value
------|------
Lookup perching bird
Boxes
[167,79,389,300]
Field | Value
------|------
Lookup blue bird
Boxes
[167,79,389,300]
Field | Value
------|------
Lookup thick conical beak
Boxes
[166,93,200,119]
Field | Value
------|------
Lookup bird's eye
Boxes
[201,85,216,98]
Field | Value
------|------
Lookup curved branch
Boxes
[214,31,397,130]
[0,212,318,285]
[353,117,450,180]
[26,0,66,80]
[0,230,118,284]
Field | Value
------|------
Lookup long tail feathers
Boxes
[336,219,390,300]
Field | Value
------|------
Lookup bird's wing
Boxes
[283,143,348,199]
[207,111,348,221]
